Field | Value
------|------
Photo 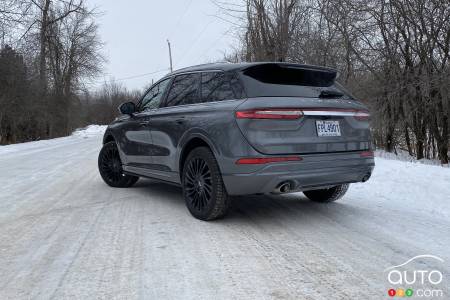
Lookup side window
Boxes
[165,73,201,107]
[229,72,246,99]
[201,72,235,102]
[201,71,245,102]
[140,78,171,111]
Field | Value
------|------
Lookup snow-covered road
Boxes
[1,128,449,299]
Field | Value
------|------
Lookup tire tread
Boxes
[98,141,139,188]
[303,184,349,203]
[183,147,230,220]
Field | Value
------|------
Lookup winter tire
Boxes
[303,184,349,203]
[182,147,230,221]
[98,141,139,188]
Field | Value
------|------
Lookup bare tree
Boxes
[0,0,106,143]
[222,0,449,163]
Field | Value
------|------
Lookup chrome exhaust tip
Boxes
[361,172,371,182]
[273,182,292,194]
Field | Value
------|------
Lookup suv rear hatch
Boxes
[234,63,371,155]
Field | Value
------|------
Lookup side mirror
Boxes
[118,102,136,115]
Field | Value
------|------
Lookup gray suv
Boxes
[98,62,375,220]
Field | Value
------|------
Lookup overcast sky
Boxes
[88,0,240,91]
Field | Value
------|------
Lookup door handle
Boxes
[175,118,185,124]
[139,121,149,126]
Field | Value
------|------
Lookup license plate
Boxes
[316,120,341,137]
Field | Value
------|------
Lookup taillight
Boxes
[354,111,370,121]
[235,109,303,120]
[360,151,374,158]
[235,108,369,120]
[236,156,302,165]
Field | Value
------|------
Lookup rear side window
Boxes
[201,71,245,102]
[240,64,350,98]
[165,73,201,107]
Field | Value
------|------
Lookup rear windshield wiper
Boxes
[319,90,344,98]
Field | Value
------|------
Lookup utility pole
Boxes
[1,24,4,48]
[167,39,173,73]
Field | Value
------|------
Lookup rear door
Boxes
[234,64,371,155]
[148,71,246,181]
[146,72,202,182]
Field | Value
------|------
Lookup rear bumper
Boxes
[222,152,375,195]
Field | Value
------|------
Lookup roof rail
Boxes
[173,62,233,73]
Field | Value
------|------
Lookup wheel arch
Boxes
[103,130,116,144]
[178,135,219,178]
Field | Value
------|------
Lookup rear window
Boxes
[240,64,351,98]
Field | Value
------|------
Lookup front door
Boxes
[120,78,172,173]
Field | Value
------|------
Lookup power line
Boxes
[195,29,232,64]
[167,0,194,40]
[177,19,216,66]
[91,68,170,84]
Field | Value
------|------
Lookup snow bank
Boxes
[349,157,450,219]
[0,125,106,155]
[72,125,107,138]
[375,149,447,167]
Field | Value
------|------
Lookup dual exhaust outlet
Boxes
[273,181,293,194]
[361,172,371,182]
[273,172,372,194]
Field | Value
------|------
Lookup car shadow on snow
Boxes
[128,178,368,225]
[226,193,359,224]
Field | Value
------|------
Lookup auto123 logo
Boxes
[384,255,445,298]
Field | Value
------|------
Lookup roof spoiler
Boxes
[240,63,337,87]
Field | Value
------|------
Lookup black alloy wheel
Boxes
[98,141,139,188]
[184,157,213,212]
[182,147,230,220]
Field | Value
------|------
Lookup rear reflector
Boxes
[360,151,374,158]
[235,109,303,119]
[236,156,302,165]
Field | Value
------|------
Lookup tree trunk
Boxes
[404,125,412,155]
[416,140,424,160]
[437,144,449,164]
[38,0,51,93]
[385,128,394,152]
